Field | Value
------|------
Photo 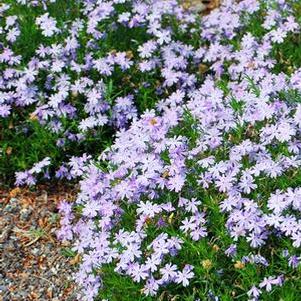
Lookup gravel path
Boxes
[0,186,78,301]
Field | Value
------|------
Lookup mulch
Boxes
[182,0,221,14]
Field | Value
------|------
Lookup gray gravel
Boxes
[0,188,77,301]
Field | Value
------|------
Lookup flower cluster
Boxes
[15,157,51,185]
[0,0,202,183]
[59,0,301,299]
[3,0,301,300]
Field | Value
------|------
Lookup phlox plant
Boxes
[56,1,301,301]
[2,0,301,301]
[1,0,203,185]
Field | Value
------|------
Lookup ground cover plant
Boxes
[2,0,301,301]
[0,0,204,185]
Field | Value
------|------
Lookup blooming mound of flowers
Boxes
[1,0,203,184]
[2,0,301,300]
[56,0,301,301]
